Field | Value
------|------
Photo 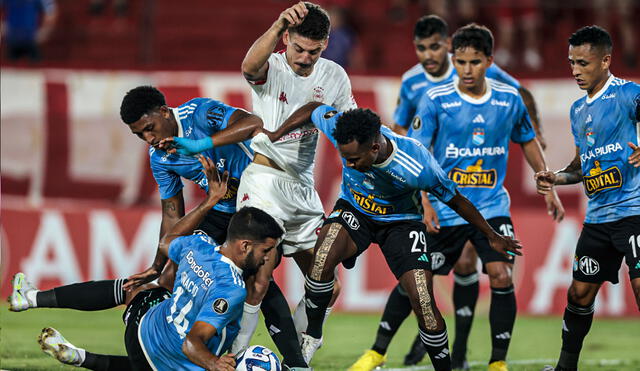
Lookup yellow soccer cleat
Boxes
[348,349,387,371]
[488,360,509,371]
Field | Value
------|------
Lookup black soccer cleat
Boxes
[403,333,427,366]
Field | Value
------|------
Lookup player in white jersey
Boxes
[236,2,355,368]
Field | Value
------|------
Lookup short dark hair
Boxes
[227,207,284,242]
[333,109,381,145]
[452,23,493,57]
[120,86,166,125]
[288,2,330,40]
[569,26,612,54]
[414,15,448,40]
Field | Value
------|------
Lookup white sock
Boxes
[293,297,308,344]
[231,302,261,354]
[26,290,39,307]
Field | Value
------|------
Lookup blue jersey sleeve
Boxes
[168,236,191,263]
[486,64,521,89]
[510,97,536,143]
[150,154,184,199]
[415,144,458,202]
[197,283,246,332]
[619,81,640,123]
[311,105,341,147]
[193,99,238,134]
[393,83,414,128]
[408,94,439,147]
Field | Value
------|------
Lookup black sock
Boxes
[557,301,594,370]
[419,327,451,371]
[451,272,479,364]
[489,285,516,363]
[372,283,412,355]
[304,275,334,339]
[38,279,127,310]
[81,353,131,371]
[261,280,308,368]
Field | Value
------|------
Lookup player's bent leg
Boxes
[484,261,515,367]
[400,269,451,371]
[450,242,479,371]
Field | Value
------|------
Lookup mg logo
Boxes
[579,256,600,275]
[342,212,360,230]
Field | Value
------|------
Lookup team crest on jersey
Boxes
[213,298,229,314]
[324,110,338,119]
[448,159,497,188]
[583,160,622,196]
[222,177,240,201]
[350,189,393,215]
[472,127,485,146]
[585,128,595,147]
[411,116,422,130]
[313,86,325,102]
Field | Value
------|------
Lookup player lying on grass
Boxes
[263,102,522,370]
[9,156,284,371]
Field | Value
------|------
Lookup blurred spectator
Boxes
[494,0,542,70]
[323,6,363,70]
[0,0,57,61]
[89,0,128,17]
[593,0,636,68]
[388,0,447,23]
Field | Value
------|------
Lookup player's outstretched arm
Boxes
[265,101,324,142]
[519,87,546,150]
[445,191,522,257]
[241,1,308,82]
[183,321,235,371]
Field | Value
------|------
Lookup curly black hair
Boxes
[569,26,612,54]
[288,2,330,40]
[120,86,166,124]
[452,23,493,57]
[333,109,381,145]
[414,15,448,40]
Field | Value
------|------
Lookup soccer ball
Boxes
[235,345,281,371]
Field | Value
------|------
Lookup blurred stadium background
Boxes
[1,1,639,367]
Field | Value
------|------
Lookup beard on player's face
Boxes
[414,34,450,77]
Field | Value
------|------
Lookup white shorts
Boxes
[236,163,325,255]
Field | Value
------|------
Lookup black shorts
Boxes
[573,215,640,284]
[325,199,430,279]
[122,287,171,371]
[427,217,515,275]
[196,209,233,244]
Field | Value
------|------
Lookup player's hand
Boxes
[159,137,214,156]
[534,170,556,195]
[423,202,440,234]
[212,353,236,371]
[261,128,280,142]
[544,189,565,222]
[277,1,308,29]
[628,142,640,167]
[488,233,522,258]
[124,267,161,291]
[198,155,229,204]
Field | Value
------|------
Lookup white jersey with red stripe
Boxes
[248,51,357,184]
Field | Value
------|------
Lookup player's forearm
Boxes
[211,111,263,147]
[554,155,583,185]
[445,192,499,239]
[182,338,220,370]
[519,87,546,149]
[241,21,283,80]
[521,138,548,174]
[271,102,323,140]
[162,199,216,247]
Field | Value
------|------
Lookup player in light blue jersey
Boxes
[12,156,283,371]
[265,101,522,371]
[535,26,640,371]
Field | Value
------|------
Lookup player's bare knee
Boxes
[488,268,512,287]
[567,281,598,307]
[453,258,476,275]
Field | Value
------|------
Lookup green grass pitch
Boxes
[2,305,639,370]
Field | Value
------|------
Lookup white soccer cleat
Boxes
[38,327,85,366]
[8,272,37,312]
[300,333,323,364]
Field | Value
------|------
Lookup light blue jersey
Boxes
[149,98,254,213]
[409,77,536,226]
[139,234,246,370]
[570,75,640,223]
[311,105,458,222]
[394,56,521,128]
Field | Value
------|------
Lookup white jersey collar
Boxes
[373,135,398,169]
[218,250,244,275]
[585,74,614,104]
[171,107,185,137]
[424,54,455,83]
[453,75,492,104]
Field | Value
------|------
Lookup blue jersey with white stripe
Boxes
[394,57,520,128]
[139,235,246,370]
[570,75,640,223]
[409,77,536,226]
[149,98,254,214]
[311,105,458,222]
